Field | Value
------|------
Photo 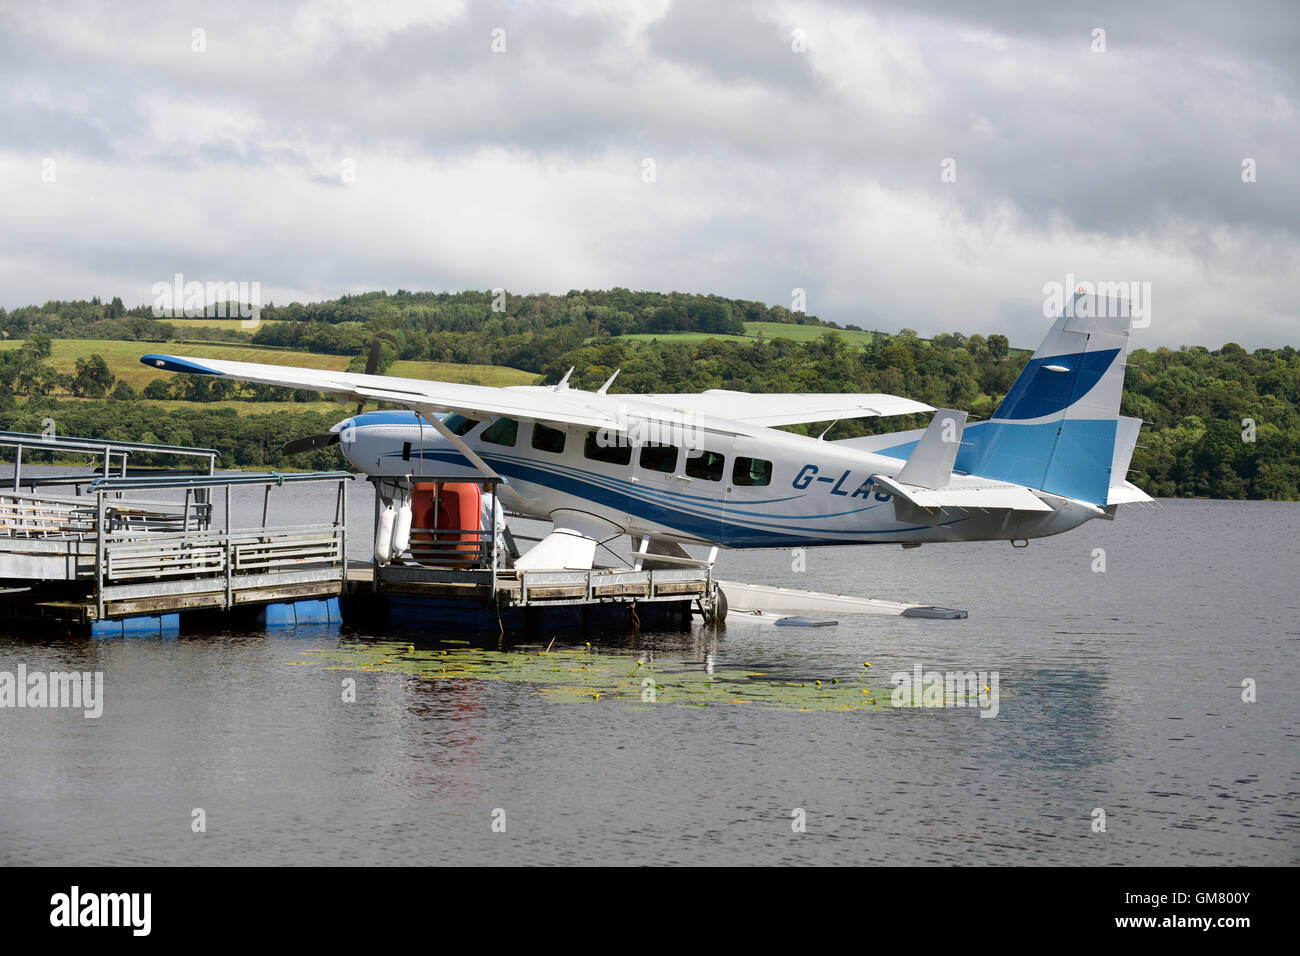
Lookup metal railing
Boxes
[87,471,353,619]
[100,525,343,581]
[1,431,219,493]
[405,527,491,568]
[0,491,99,537]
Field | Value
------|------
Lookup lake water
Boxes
[1,475,1296,865]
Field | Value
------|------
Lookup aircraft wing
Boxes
[630,390,932,425]
[140,354,623,431]
[143,354,931,431]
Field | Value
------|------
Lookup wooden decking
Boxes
[352,563,713,608]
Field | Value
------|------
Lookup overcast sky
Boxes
[1,0,1296,349]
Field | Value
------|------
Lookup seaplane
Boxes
[140,293,1151,594]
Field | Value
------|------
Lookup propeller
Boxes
[281,331,394,456]
[281,432,340,456]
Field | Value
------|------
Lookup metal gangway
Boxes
[0,431,353,628]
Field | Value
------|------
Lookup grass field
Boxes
[47,396,348,416]
[609,322,1034,356]
[388,360,537,387]
[743,321,880,345]
[610,321,881,347]
[0,339,353,389]
[613,331,752,344]
[165,318,288,328]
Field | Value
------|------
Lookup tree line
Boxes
[1,289,828,374]
[540,331,1300,499]
[0,290,1296,499]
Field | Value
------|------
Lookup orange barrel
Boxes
[410,481,484,568]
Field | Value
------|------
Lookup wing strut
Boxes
[418,407,537,510]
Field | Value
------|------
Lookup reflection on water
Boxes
[1,487,1297,865]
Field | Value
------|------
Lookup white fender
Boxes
[391,487,412,558]
[375,501,396,564]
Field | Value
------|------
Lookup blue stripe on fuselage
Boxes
[387,448,964,545]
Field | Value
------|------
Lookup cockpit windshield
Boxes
[441,414,480,436]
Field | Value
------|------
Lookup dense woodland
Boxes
[1,290,1297,499]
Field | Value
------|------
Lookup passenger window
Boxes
[531,422,567,454]
[733,456,772,487]
[685,449,725,481]
[442,414,479,436]
[480,418,518,446]
[584,431,631,466]
[639,444,680,473]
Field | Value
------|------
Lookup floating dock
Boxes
[0,431,352,636]
[0,434,960,637]
[345,563,709,635]
[0,436,713,637]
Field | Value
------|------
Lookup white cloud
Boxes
[0,0,1295,348]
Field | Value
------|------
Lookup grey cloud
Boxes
[862,0,1300,77]
[645,1,819,93]
[0,0,1295,347]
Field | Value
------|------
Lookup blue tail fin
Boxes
[954,293,1132,505]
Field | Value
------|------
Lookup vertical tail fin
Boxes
[956,292,1132,505]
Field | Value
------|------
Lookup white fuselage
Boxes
[335,403,1099,548]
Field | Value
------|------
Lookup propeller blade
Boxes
[364,337,385,376]
[355,337,387,416]
[281,432,340,456]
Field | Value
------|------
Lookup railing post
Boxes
[95,491,105,621]
[338,478,347,595]
[13,444,21,491]
[490,479,498,601]
[371,479,379,594]
[224,482,232,609]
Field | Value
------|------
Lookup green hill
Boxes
[0,288,1295,498]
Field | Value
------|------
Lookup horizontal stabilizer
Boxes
[870,474,1054,512]
[1107,480,1154,505]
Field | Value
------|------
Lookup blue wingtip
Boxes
[140,354,222,376]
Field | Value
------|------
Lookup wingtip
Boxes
[139,354,222,375]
